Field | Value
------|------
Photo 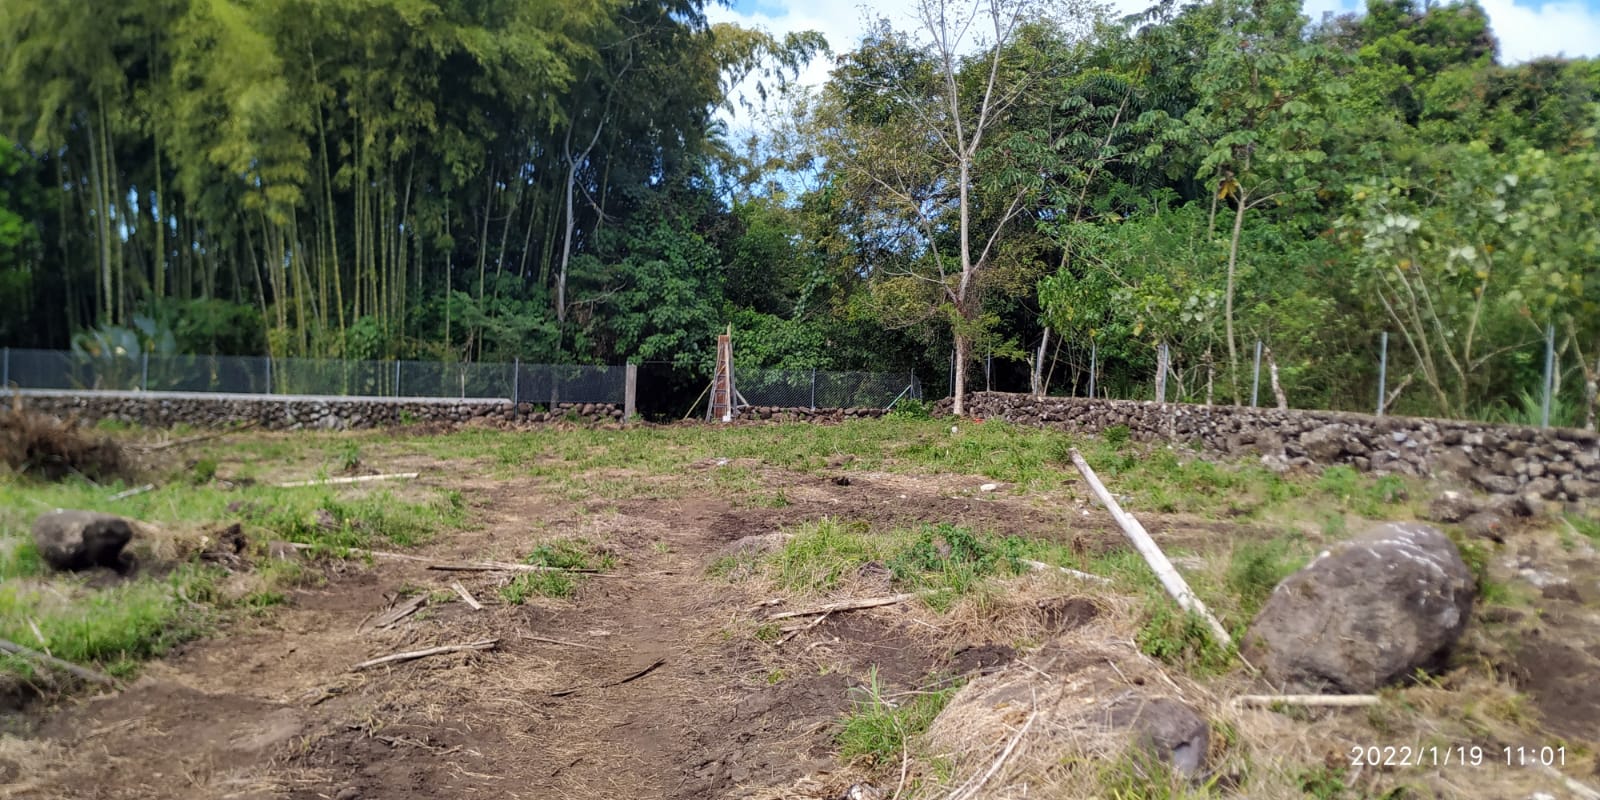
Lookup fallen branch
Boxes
[132,421,260,452]
[1020,558,1110,585]
[451,582,484,611]
[550,656,668,697]
[1232,694,1379,708]
[369,594,426,630]
[108,484,155,501]
[766,592,927,621]
[1069,449,1233,648]
[277,472,419,489]
[427,561,606,575]
[350,639,498,671]
[518,633,600,650]
[0,638,120,687]
[777,611,831,645]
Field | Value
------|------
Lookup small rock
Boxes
[979,483,999,492]
[1483,493,1533,518]
[1245,522,1476,693]
[1426,491,1478,523]
[1473,471,1519,494]
[31,510,135,572]
[1462,511,1507,543]
[842,783,885,800]
[334,788,361,800]
[1103,695,1211,776]
[832,476,851,486]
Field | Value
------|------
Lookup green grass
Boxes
[836,668,961,768]
[499,539,614,603]
[1224,536,1310,621]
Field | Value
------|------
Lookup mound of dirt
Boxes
[0,402,130,482]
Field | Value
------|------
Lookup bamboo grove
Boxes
[2,0,1598,425]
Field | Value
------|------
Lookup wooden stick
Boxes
[766,592,926,621]
[777,611,831,645]
[1020,558,1111,585]
[108,484,155,501]
[518,633,600,650]
[276,472,419,489]
[1541,764,1600,800]
[369,594,426,630]
[0,638,120,687]
[451,582,484,611]
[1069,448,1233,648]
[134,421,261,451]
[1232,694,1379,708]
[427,561,605,575]
[350,639,498,671]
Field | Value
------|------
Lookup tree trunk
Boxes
[1224,193,1246,405]
[953,333,970,417]
[1031,327,1050,397]
[1585,355,1598,432]
[1265,345,1288,410]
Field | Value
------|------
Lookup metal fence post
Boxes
[512,359,521,404]
[1156,342,1169,403]
[1377,332,1389,417]
[1251,340,1262,408]
[393,360,401,397]
[1542,323,1555,428]
[141,352,149,391]
[2,347,9,390]
[624,363,637,420]
[810,368,817,410]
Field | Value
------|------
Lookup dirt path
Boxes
[6,468,1082,800]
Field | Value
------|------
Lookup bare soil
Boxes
[5,452,1599,799]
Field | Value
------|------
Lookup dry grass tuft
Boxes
[0,398,131,483]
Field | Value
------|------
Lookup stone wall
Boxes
[732,406,889,423]
[939,392,1600,505]
[4,389,622,430]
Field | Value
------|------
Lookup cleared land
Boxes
[1,416,1598,799]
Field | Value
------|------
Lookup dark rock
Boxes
[1426,490,1478,523]
[1462,511,1507,542]
[1299,425,1347,461]
[31,510,135,572]
[1524,477,1561,499]
[1473,471,1519,494]
[1244,522,1475,694]
[1483,493,1533,518]
[1560,478,1600,498]
[1101,695,1211,776]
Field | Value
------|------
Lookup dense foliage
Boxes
[1,0,1596,425]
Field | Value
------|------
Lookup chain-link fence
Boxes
[736,368,922,409]
[1,348,625,403]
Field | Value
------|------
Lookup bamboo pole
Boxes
[1068,448,1232,647]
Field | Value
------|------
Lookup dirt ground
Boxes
[0,458,1128,800]
[4,436,1599,800]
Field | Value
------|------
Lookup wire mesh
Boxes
[2,348,626,403]
[736,368,921,409]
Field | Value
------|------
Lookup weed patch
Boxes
[837,668,960,768]
[499,539,613,604]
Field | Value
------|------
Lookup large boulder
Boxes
[1244,522,1475,694]
[31,510,134,572]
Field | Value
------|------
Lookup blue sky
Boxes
[714,0,1600,88]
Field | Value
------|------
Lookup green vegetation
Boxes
[1134,601,1235,676]
[499,539,614,603]
[836,668,961,768]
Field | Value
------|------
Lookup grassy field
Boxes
[1,413,1594,799]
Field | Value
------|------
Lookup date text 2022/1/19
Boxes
[1350,745,1566,768]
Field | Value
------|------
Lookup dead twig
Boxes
[766,592,929,621]
[450,582,484,610]
[518,633,601,650]
[108,483,155,501]
[367,594,426,631]
[276,472,419,489]
[776,611,831,646]
[350,639,498,671]
[0,637,120,687]
[550,657,668,697]
[1232,694,1379,708]
[948,706,1038,800]
[427,561,606,575]
[1019,558,1110,585]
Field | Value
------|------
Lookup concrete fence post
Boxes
[1377,331,1389,417]
[513,359,521,405]
[810,368,817,411]
[1542,323,1556,429]
[141,352,149,392]
[265,357,273,395]
[394,361,401,397]
[624,363,637,421]
[1251,340,1262,408]
[1088,341,1097,400]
